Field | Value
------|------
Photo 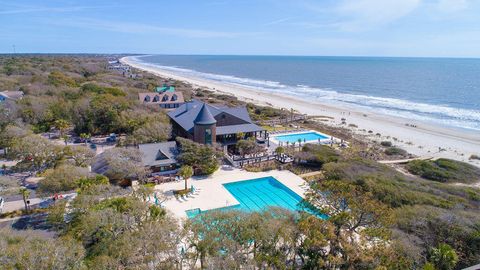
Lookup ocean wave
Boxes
[133,56,480,131]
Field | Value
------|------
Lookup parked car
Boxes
[106,133,117,143]
[89,143,97,150]
[0,196,4,213]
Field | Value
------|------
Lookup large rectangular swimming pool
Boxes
[185,176,304,218]
[273,131,329,144]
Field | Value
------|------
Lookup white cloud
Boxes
[336,0,421,31]
[263,17,294,26]
[0,2,113,15]
[0,6,89,14]
[49,18,259,39]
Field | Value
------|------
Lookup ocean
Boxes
[136,55,480,131]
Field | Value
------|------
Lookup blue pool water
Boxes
[186,177,306,218]
[274,132,328,144]
[224,177,303,212]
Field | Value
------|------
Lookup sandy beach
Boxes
[121,56,480,167]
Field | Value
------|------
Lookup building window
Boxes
[205,128,212,144]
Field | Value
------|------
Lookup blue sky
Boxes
[1,0,480,57]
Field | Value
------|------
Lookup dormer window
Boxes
[155,150,168,160]
[171,94,177,101]
[162,95,169,102]
[153,95,159,102]
[144,96,151,102]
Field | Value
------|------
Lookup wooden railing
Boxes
[226,153,293,168]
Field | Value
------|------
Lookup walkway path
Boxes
[299,171,323,178]
[378,156,435,164]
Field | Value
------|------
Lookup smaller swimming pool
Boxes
[273,131,329,144]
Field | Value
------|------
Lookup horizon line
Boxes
[0,52,479,60]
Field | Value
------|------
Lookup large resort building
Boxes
[168,100,266,150]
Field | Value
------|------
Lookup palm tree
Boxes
[237,132,245,140]
[178,165,193,191]
[430,243,458,270]
[297,138,302,149]
[19,187,30,213]
[274,146,285,156]
[54,119,70,145]
[80,133,91,145]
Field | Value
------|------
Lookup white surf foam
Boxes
[132,56,480,131]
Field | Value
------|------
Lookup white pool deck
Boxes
[154,167,308,219]
[270,130,339,145]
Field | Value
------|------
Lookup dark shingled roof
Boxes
[138,141,178,167]
[168,99,264,135]
[138,92,184,104]
[194,103,217,125]
[216,124,264,135]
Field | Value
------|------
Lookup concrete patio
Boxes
[154,167,308,219]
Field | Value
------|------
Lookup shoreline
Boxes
[121,56,480,167]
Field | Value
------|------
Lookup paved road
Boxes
[1,193,76,213]
[0,213,56,237]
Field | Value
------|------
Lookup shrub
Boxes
[236,139,261,156]
[275,146,285,155]
[465,188,480,201]
[380,141,392,147]
[81,83,126,96]
[406,158,480,184]
[173,188,191,196]
[0,176,21,196]
[244,161,278,172]
[407,160,449,182]
[38,165,90,194]
[321,159,455,209]
[295,144,340,168]
[76,175,109,193]
[469,154,480,160]
[48,71,77,87]
[385,147,407,156]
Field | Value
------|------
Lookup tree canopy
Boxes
[177,137,219,175]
